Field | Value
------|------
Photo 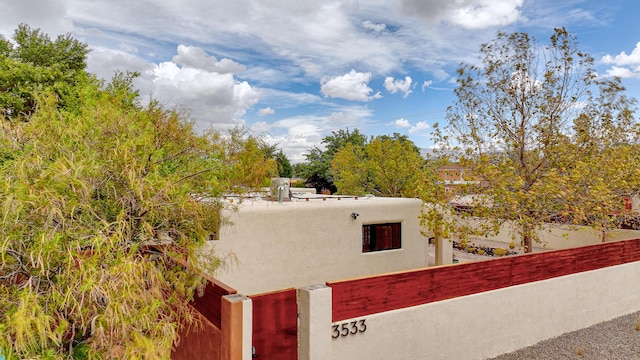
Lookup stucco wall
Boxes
[330,261,640,360]
[206,196,425,295]
[456,218,640,250]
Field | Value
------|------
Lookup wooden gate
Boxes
[250,288,298,359]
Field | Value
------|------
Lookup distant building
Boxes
[436,163,475,197]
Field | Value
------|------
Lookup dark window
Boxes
[362,223,401,252]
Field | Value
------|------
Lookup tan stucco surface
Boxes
[206,196,426,295]
[330,261,640,360]
[456,218,640,250]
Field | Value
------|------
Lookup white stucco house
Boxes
[204,188,428,295]
[180,182,640,360]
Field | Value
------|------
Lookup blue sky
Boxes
[2,0,640,162]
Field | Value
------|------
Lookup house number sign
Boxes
[331,319,367,339]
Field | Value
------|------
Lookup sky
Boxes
[2,0,640,162]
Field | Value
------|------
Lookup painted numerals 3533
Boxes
[331,319,366,339]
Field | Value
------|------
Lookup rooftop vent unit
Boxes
[270,178,291,202]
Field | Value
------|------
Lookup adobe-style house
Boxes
[437,163,466,182]
[436,163,474,197]
[172,179,640,360]
[175,184,640,360]
[205,190,429,295]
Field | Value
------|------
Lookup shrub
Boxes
[493,248,508,256]
[290,179,308,188]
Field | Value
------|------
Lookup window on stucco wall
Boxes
[362,223,401,252]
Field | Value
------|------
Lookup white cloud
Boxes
[450,0,523,29]
[327,111,362,126]
[275,120,323,141]
[0,0,589,162]
[320,70,382,102]
[118,42,139,53]
[399,0,524,29]
[250,121,271,134]
[4,0,516,94]
[87,48,155,81]
[363,20,386,32]
[409,121,430,134]
[602,42,640,66]
[602,43,640,78]
[264,104,374,162]
[603,66,640,79]
[390,118,429,134]
[258,107,276,116]
[384,76,413,98]
[0,0,70,38]
[421,80,433,91]
[233,1,403,77]
[392,118,411,128]
[269,119,325,163]
[152,63,260,128]
[2,0,532,90]
[172,44,246,74]
[257,88,326,110]
[87,45,260,129]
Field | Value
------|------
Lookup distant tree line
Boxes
[293,129,443,198]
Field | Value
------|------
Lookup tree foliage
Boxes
[0,26,276,359]
[257,143,292,178]
[298,128,366,193]
[274,149,293,178]
[0,24,89,121]
[331,133,438,198]
[437,28,640,251]
[10,24,89,72]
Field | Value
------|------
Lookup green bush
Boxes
[493,248,507,256]
[290,179,308,188]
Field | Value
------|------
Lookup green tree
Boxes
[0,24,89,121]
[330,142,367,194]
[213,127,279,189]
[437,28,639,252]
[0,36,12,57]
[332,133,434,197]
[292,162,306,177]
[299,128,366,193]
[274,149,293,178]
[11,23,89,72]
[0,28,275,358]
[257,142,292,178]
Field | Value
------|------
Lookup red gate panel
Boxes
[250,288,298,360]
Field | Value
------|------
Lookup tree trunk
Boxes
[523,224,533,253]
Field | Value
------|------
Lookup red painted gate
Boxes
[250,288,298,359]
